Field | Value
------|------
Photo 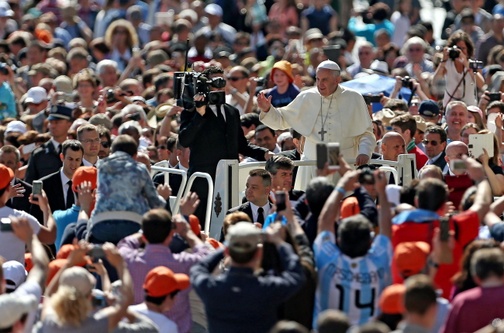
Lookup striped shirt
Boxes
[313,231,392,326]
[118,236,212,333]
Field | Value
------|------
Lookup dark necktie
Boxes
[66,180,74,209]
[216,104,225,123]
[257,207,264,225]
[57,144,62,156]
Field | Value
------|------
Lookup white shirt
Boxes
[128,303,179,333]
[209,104,226,121]
[0,206,41,264]
[427,151,444,165]
[59,169,73,206]
[82,157,98,167]
[50,138,61,153]
[250,202,271,222]
[225,91,252,115]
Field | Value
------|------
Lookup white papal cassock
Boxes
[260,85,376,190]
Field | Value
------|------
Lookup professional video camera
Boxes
[448,46,460,60]
[172,40,227,110]
[174,71,226,109]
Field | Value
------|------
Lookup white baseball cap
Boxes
[2,260,27,292]
[0,2,14,18]
[0,294,38,329]
[25,86,48,104]
[205,3,223,17]
[5,120,27,134]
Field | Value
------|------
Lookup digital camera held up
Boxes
[448,46,460,61]
[401,76,414,90]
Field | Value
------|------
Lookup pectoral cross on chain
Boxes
[319,127,327,141]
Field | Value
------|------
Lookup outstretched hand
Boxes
[257,92,272,113]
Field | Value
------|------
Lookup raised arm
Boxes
[318,169,360,234]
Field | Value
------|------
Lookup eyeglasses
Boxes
[422,139,440,146]
[100,141,110,148]
[227,77,245,81]
[82,138,100,144]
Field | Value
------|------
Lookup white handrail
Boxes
[182,172,214,234]
[151,160,170,182]
[151,166,188,215]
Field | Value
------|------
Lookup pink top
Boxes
[268,4,299,31]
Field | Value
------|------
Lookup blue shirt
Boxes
[301,5,336,36]
[266,83,300,108]
[0,82,16,121]
[53,205,80,251]
[348,18,395,46]
[313,231,392,326]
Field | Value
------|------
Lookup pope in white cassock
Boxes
[257,60,376,190]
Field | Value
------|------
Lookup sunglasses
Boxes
[157,145,167,150]
[422,140,440,146]
[100,141,110,148]
[227,77,245,81]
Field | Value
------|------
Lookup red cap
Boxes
[189,215,201,236]
[46,259,67,286]
[72,166,97,192]
[394,242,430,277]
[379,283,406,314]
[56,244,91,267]
[143,266,190,297]
[0,164,14,190]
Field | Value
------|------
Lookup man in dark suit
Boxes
[423,125,448,172]
[39,140,84,213]
[179,66,273,226]
[0,145,42,222]
[25,105,73,184]
[226,169,272,224]
[153,138,189,197]
[265,155,304,204]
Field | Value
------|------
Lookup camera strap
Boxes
[445,69,468,106]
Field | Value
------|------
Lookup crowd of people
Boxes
[2,0,504,332]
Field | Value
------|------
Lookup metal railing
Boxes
[182,172,214,234]
[151,165,188,215]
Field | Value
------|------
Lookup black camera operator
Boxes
[179,66,274,227]
[433,31,484,108]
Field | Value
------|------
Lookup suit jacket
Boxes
[226,201,254,222]
[179,103,268,179]
[6,178,43,222]
[430,151,447,171]
[25,140,62,184]
[39,170,67,213]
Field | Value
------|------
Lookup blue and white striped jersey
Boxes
[313,231,392,326]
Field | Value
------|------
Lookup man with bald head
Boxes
[443,140,472,208]
[381,132,406,161]
[444,141,469,175]
[257,60,376,189]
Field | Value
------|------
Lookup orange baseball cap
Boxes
[0,163,14,190]
[46,259,68,286]
[72,166,97,192]
[143,266,190,298]
[394,242,430,277]
[188,215,201,236]
[379,283,406,314]
[56,244,91,267]
[271,60,294,83]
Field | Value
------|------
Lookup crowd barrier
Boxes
[207,154,418,239]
